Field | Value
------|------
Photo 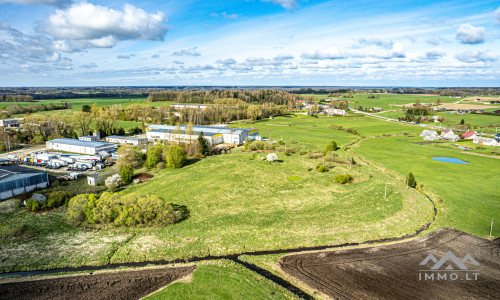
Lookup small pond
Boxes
[432,157,470,164]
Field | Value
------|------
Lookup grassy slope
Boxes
[145,261,296,300]
[111,149,431,263]
[352,136,500,237]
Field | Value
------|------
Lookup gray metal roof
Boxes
[47,138,115,148]
[147,125,258,135]
[0,166,47,181]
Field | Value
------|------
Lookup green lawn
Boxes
[352,136,500,237]
[146,261,296,300]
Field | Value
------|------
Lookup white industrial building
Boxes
[0,118,20,127]
[79,132,100,142]
[46,138,116,155]
[0,166,48,200]
[105,135,147,146]
[146,125,259,145]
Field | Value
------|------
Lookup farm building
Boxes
[0,119,20,127]
[440,130,460,142]
[46,138,116,155]
[420,130,439,141]
[324,108,347,116]
[147,125,260,145]
[473,137,499,146]
[0,166,48,200]
[105,135,147,146]
[170,104,210,110]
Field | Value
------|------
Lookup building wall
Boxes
[47,142,115,155]
[147,131,219,145]
[0,182,48,200]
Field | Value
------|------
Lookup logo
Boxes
[419,251,480,281]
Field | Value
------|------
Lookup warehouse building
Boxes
[46,138,116,155]
[147,125,259,145]
[147,128,223,145]
[0,166,48,200]
[0,118,20,127]
[105,135,147,146]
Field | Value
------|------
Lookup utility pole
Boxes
[490,219,494,238]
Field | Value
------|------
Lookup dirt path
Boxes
[0,266,195,300]
[280,228,500,299]
[460,151,500,159]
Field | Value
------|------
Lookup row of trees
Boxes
[0,102,71,118]
[0,95,34,102]
[147,90,299,106]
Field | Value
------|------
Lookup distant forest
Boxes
[0,86,499,102]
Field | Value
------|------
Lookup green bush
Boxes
[284,151,290,156]
[66,192,179,227]
[322,140,338,156]
[157,162,166,170]
[334,174,352,184]
[47,191,72,208]
[299,150,307,155]
[315,164,328,173]
[120,165,134,184]
[166,145,187,169]
[146,144,164,168]
[66,194,96,225]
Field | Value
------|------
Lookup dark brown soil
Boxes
[135,172,153,183]
[0,266,195,300]
[280,228,500,299]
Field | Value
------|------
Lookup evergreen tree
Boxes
[198,132,210,156]
[407,172,417,188]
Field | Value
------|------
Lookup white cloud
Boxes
[0,0,71,7]
[357,38,393,49]
[495,6,500,25]
[455,51,497,63]
[40,3,167,49]
[456,23,485,44]
[80,63,97,68]
[216,58,237,65]
[262,0,298,10]
[418,48,445,61]
[301,48,344,60]
[172,47,201,56]
[117,54,135,59]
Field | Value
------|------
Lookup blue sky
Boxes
[0,0,499,86]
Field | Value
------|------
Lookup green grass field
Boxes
[352,136,500,237]
[0,112,497,276]
[146,261,296,299]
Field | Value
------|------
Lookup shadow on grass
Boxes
[172,204,190,223]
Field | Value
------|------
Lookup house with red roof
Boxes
[461,131,477,140]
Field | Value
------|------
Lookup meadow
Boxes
[352,136,500,237]
[0,115,434,272]
[145,260,296,299]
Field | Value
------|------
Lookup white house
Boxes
[473,137,499,146]
[440,130,460,142]
[420,130,439,141]
[324,108,347,116]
